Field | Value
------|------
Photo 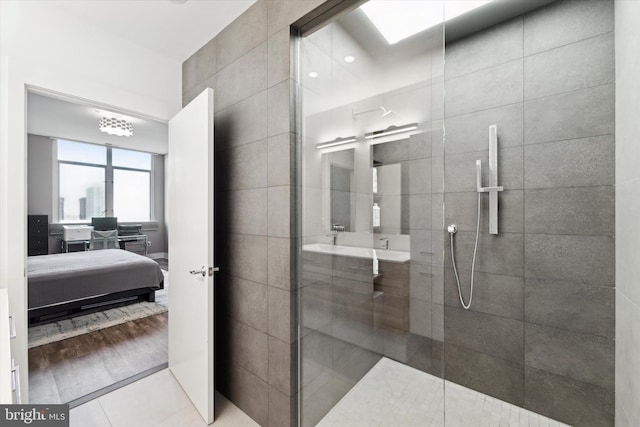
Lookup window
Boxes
[56,140,153,223]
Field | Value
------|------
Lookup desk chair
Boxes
[89,230,120,250]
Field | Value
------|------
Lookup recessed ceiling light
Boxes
[168,0,188,4]
[308,71,319,78]
[344,55,356,63]
[361,1,493,45]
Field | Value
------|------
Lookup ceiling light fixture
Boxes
[308,71,319,78]
[344,55,356,63]
[316,136,357,149]
[364,123,418,139]
[361,1,493,45]
[99,117,134,137]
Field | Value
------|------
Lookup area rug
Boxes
[28,270,168,349]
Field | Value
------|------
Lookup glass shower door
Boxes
[297,2,446,425]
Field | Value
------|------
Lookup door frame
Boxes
[1,56,175,401]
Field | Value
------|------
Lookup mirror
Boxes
[321,137,415,236]
[330,164,352,231]
[323,149,356,232]
[372,138,410,235]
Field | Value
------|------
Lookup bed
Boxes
[27,249,164,324]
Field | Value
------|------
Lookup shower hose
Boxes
[449,192,481,310]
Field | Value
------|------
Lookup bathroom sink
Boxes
[303,243,346,253]
[302,243,410,263]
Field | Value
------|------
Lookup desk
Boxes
[62,234,148,256]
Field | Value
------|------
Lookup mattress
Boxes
[27,249,164,309]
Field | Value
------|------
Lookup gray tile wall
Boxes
[443,1,615,425]
[614,1,640,426]
[181,1,326,426]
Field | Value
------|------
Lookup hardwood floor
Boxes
[29,312,168,404]
[155,258,169,271]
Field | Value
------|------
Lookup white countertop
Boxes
[303,243,411,263]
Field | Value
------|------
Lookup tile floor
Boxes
[69,369,258,427]
[317,357,570,427]
[71,358,570,427]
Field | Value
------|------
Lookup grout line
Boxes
[444,79,613,122]
[445,229,614,238]
[445,133,614,157]
[96,399,113,427]
[445,101,523,120]
[617,290,640,312]
[97,399,113,426]
[621,176,640,186]
[524,365,614,393]
[444,30,613,83]
[444,184,615,195]
[445,57,523,83]
[520,30,614,60]
[444,303,524,324]
[521,318,615,342]
[619,397,634,427]
[521,80,614,103]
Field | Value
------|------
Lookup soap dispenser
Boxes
[372,203,381,227]
[373,250,379,275]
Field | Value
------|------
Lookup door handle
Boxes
[189,266,206,277]
[190,266,221,277]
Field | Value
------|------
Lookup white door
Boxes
[167,88,215,424]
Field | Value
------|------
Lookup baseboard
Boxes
[148,252,168,259]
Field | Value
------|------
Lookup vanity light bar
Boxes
[316,136,357,149]
[364,123,418,139]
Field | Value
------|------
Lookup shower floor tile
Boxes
[317,357,569,427]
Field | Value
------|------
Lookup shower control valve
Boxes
[447,224,457,234]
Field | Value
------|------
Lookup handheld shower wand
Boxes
[448,125,502,310]
[448,190,481,310]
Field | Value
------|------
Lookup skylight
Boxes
[360,1,493,45]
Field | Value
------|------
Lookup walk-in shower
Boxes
[297,0,616,426]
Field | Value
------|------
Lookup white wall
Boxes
[615,1,640,425]
[28,93,170,155]
[0,0,181,401]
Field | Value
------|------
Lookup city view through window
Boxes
[58,139,152,222]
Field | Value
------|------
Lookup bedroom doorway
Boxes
[25,88,171,406]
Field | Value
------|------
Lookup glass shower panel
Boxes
[297,2,445,425]
[441,1,615,426]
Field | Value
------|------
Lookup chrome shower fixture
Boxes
[449,125,503,310]
[476,124,503,234]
